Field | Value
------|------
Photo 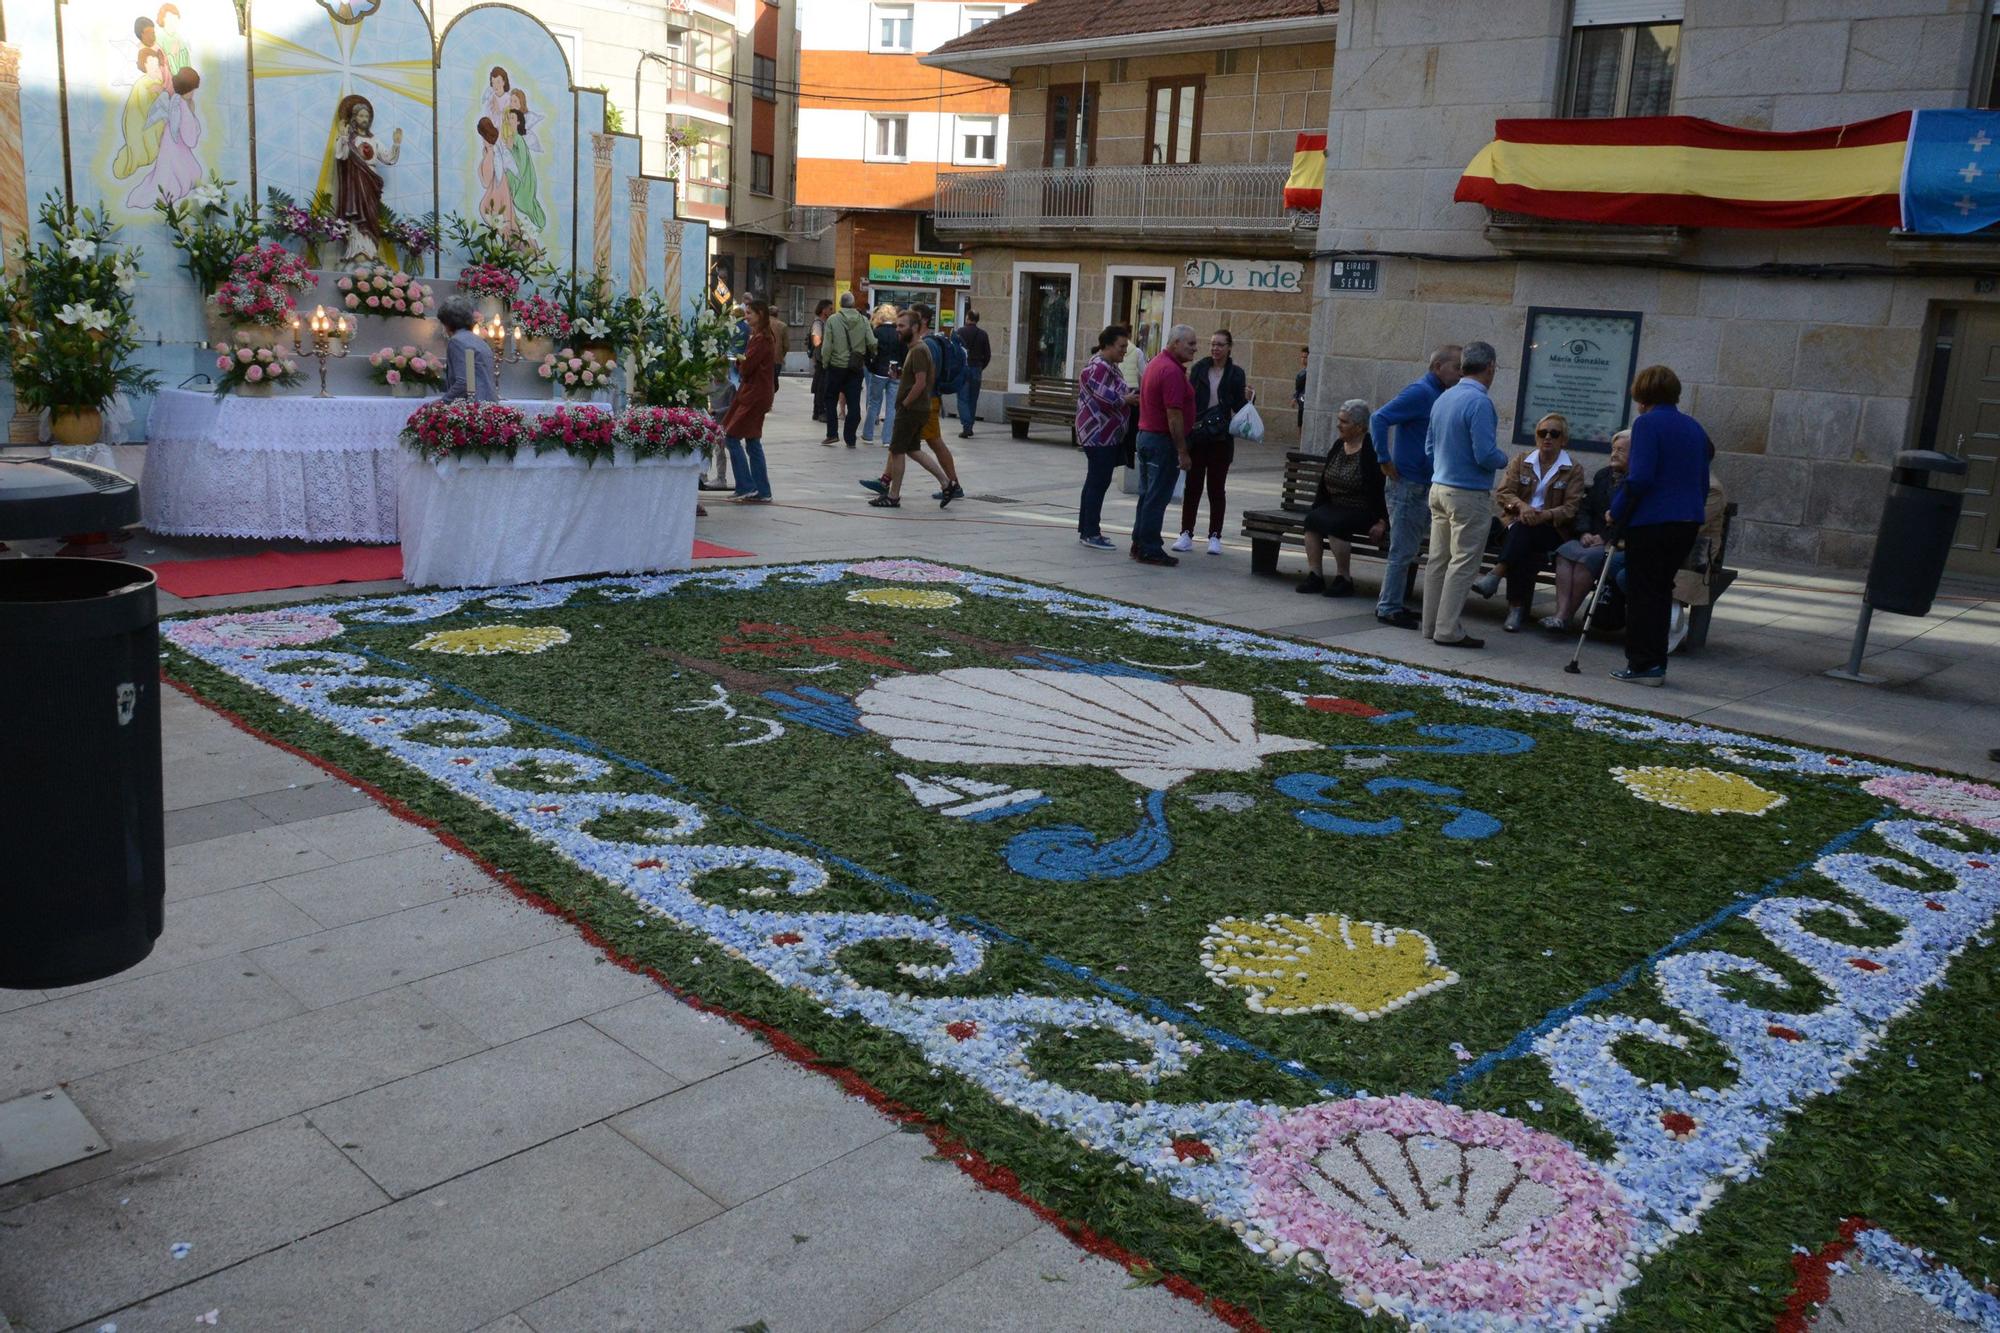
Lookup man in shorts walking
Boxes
[870,305,960,509]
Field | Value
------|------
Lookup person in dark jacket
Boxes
[1296,399,1388,596]
[721,300,777,503]
[954,310,992,438]
[1176,329,1252,556]
[1607,365,1711,685]
[1545,429,1628,630]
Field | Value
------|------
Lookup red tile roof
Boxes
[929,0,1334,60]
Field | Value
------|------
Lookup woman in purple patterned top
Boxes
[1075,324,1138,550]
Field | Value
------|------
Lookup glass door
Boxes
[1019,273,1073,383]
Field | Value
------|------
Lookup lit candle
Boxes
[290,313,302,352]
[337,315,351,341]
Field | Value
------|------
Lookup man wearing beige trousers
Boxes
[1420,340,1508,649]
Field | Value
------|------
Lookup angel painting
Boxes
[111,20,167,182]
[500,89,547,238]
[475,116,518,239]
[123,66,204,209]
[333,93,402,263]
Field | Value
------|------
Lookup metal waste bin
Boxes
[1864,449,1969,617]
[0,457,162,988]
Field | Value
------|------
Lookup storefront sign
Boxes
[1181,258,1304,292]
[868,254,971,286]
[1514,306,1644,451]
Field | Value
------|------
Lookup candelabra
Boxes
[291,305,351,398]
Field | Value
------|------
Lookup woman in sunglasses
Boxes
[1470,412,1589,632]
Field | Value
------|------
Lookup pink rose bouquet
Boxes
[340,264,433,320]
[398,398,530,463]
[209,339,305,397]
[613,405,723,460]
[529,404,618,465]
[366,343,446,392]
[536,346,618,396]
[512,294,571,343]
[455,263,520,302]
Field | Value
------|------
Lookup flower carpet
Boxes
[160,560,2000,1332]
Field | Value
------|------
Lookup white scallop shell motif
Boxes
[1306,1128,1563,1265]
[853,669,1317,791]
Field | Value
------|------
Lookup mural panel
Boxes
[438,6,574,275]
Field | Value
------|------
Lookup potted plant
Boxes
[156,174,260,344]
[0,195,160,444]
[214,242,314,346]
[264,187,352,268]
[627,302,733,409]
[529,403,617,465]
[338,264,433,321]
[210,340,305,398]
[537,346,618,401]
[399,398,530,463]
[366,344,445,398]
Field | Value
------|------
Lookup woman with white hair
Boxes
[1295,398,1387,596]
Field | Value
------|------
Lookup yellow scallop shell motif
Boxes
[846,587,962,609]
[411,624,571,656]
[1610,765,1787,816]
[1201,913,1458,1019]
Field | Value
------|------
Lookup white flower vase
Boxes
[235,381,275,398]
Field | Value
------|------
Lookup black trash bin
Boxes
[1864,449,1968,617]
[0,457,162,989]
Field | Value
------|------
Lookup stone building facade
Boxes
[927,3,1336,445]
[1311,0,2000,576]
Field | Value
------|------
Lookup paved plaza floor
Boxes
[2,388,1994,1332]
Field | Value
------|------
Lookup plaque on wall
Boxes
[1513,307,1644,451]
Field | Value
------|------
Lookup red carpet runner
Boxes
[149,540,754,598]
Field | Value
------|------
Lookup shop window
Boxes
[1016,270,1074,383]
[1146,77,1203,165]
[1566,2,1681,119]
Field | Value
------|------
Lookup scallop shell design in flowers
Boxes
[853,668,1316,791]
[1202,913,1457,1019]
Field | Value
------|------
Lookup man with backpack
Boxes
[820,292,872,448]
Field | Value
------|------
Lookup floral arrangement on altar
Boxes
[366,345,443,392]
[214,243,315,327]
[444,213,553,288]
[155,175,260,298]
[0,195,159,437]
[546,266,630,350]
[456,263,520,303]
[339,265,433,319]
[629,304,734,409]
[511,294,571,344]
[539,346,618,396]
[529,404,617,464]
[615,404,723,459]
[379,207,440,263]
[263,187,351,253]
[399,398,530,463]
[210,341,304,397]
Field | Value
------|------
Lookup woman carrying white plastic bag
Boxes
[1175,330,1251,555]
[1229,398,1265,443]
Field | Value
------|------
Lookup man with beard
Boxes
[869,305,960,509]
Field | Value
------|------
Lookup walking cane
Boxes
[1563,540,1620,675]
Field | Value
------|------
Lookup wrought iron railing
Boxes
[934,163,1303,234]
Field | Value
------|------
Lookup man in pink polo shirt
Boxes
[1132,323,1198,566]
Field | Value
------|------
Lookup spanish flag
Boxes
[1454,113,1909,229]
[1284,132,1326,211]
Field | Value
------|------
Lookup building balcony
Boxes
[934,163,1314,253]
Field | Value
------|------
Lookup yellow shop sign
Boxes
[868,254,972,285]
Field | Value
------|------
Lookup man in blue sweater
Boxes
[1421,340,1509,648]
[1369,344,1461,629]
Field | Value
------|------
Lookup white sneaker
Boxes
[1667,603,1691,654]
[1206,536,1223,556]
[1171,532,1194,552]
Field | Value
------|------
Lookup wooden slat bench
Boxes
[1243,450,1740,650]
[1006,376,1080,444]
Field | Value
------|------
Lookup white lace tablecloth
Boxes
[400,448,701,588]
[141,389,557,542]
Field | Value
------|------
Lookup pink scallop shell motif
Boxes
[844,559,963,584]
[1248,1095,1635,1320]
[1862,774,2000,835]
[168,609,345,650]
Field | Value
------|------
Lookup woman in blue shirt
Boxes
[1607,365,1711,685]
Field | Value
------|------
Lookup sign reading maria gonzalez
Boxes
[1514,307,1643,452]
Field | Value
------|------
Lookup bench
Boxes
[1006,376,1079,444]
[1243,450,1740,650]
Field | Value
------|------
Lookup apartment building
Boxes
[925,0,1334,440]
[797,0,1020,330]
[1313,0,2000,575]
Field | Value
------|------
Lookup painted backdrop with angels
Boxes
[3,0,704,435]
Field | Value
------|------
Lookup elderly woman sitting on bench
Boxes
[1296,398,1387,597]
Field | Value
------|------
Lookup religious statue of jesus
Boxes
[333,93,401,264]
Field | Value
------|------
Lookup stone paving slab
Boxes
[608,1056,896,1207]
[1,988,486,1210]
[245,891,567,1010]
[242,778,378,825]
[162,796,275,849]
[866,1226,1222,1333]
[308,1022,679,1198]
[0,1116,385,1331]
[163,822,336,902]
[522,1130,1042,1333]
[0,956,305,1102]
[265,843,497,929]
[42,883,320,997]
[283,805,440,861]
[411,936,659,1047]
[583,990,772,1084]
[93,1126,718,1333]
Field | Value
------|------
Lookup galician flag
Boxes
[1902,109,2000,234]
